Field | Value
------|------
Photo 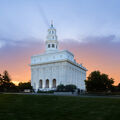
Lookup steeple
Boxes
[45,21,59,53]
[51,20,53,27]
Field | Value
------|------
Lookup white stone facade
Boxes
[30,22,87,92]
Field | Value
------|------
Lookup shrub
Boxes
[37,90,54,93]
[57,84,77,92]
[56,84,65,92]
[65,84,77,92]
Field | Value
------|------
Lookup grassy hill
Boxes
[0,94,120,120]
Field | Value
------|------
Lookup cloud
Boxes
[0,34,119,50]
[0,37,43,49]
[81,35,120,43]
[0,40,6,48]
[61,34,120,45]
[60,35,120,58]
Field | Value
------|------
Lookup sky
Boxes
[0,0,120,85]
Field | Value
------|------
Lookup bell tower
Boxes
[45,21,59,53]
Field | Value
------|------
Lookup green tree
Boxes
[0,74,3,91]
[2,70,12,91]
[117,83,120,91]
[0,74,3,85]
[18,82,32,91]
[85,71,114,92]
[0,70,18,92]
[3,70,11,83]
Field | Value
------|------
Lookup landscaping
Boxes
[0,94,120,120]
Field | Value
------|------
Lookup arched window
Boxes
[52,79,56,88]
[52,44,55,48]
[46,79,49,88]
[39,80,42,88]
[48,44,50,48]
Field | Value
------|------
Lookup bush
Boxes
[56,84,77,92]
[37,90,54,93]
[56,84,65,92]
[65,84,77,92]
[18,82,33,92]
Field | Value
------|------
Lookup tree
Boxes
[18,82,32,91]
[85,71,114,92]
[3,70,11,83]
[0,74,3,85]
[0,70,18,92]
[2,70,11,91]
[117,83,120,91]
[0,74,3,91]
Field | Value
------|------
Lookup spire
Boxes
[51,20,53,28]
[45,21,59,53]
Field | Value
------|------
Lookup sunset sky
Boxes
[0,0,120,85]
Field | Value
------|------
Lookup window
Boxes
[52,36,54,39]
[52,31,54,34]
[48,44,50,48]
[39,80,42,88]
[46,79,49,88]
[56,45,57,48]
[52,44,54,48]
[52,79,56,88]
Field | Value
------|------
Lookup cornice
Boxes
[30,59,87,71]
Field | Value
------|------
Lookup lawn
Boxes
[0,94,120,120]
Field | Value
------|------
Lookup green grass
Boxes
[0,94,120,120]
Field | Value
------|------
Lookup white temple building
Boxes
[30,22,87,92]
